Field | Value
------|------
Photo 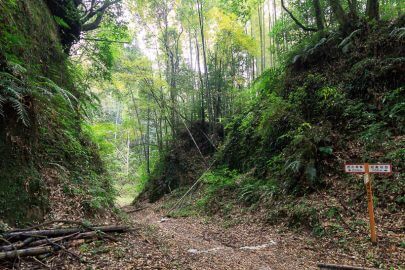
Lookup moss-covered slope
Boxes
[0,0,113,226]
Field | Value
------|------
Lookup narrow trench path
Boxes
[128,203,320,270]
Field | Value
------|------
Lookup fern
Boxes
[285,160,301,174]
[1,61,79,127]
[35,76,78,110]
[390,27,405,40]
[338,29,361,48]
[0,71,31,126]
[9,96,29,126]
[0,95,5,117]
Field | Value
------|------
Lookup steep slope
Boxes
[0,0,113,226]
[140,18,404,268]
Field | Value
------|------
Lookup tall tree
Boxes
[313,0,325,30]
[366,0,380,20]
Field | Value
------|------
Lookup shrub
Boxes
[280,123,332,193]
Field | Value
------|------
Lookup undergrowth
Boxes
[149,18,405,240]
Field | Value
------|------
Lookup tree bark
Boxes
[146,102,151,175]
[273,0,279,65]
[347,0,358,20]
[195,34,205,122]
[313,0,325,30]
[0,245,55,260]
[366,0,379,20]
[328,0,349,28]
[197,0,210,123]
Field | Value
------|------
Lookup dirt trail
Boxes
[128,203,321,270]
[11,201,391,269]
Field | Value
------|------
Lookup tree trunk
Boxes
[146,102,151,176]
[366,0,379,20]
[126,131,130,176]
[130,90,148,168]
[313,0,325,30]
[195,33,205,122]
[347,0,358,20]
[258,5,264,74]
[197,0,210,123]
[328,0,349,28]
[262,3,266,70]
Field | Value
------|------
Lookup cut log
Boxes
[0,237,35,252]
[0,246,55,260]
[2,225,129,241]
[0,225,130,260]
[0,238,91,260]
[27,233,80,247]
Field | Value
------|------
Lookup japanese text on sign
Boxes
[344,163,392,174]
[369,164,392,173]
[344,164,366,173]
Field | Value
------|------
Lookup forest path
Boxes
[127,202,320,270]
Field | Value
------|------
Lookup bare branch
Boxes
[82,13,104,31]
[81,0,121,31]
[280,0,318,32]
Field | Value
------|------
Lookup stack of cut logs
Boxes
[0,221,129,260]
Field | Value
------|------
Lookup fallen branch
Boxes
[125,206,148,213]
[20,220,97,232]
[27,232,81,248]
[0,240,90,261]
[45,239,89,264]
[0,237,35,252]
[0,246,55,260]
[318,263,379,270]
[2,225,129,241]
[0,224,129,261]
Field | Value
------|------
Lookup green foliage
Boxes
[360,122,391,151]
[196,168,239,213]
[338,29,362,54]
[285,32,327,66]
[382,87,405,133]
[83,18,129,81]
[238,179,278,206]
[259,93,295,140]
[342,100,376,130]
[0,69,31,126]
[218,18,404,202]
[195,168,280,216]
[316,86,347,119]
[266,200,321,231]
[281,124,331,193]
[53,16,71,29]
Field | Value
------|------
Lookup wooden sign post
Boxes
[344,163,392,244]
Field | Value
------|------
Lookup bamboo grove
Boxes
[70,0,403,201]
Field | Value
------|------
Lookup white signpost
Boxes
[344,163,392,244]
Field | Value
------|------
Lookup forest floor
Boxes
[123,202,322,270]
[20,199,398,270]
[8,196,402,269]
